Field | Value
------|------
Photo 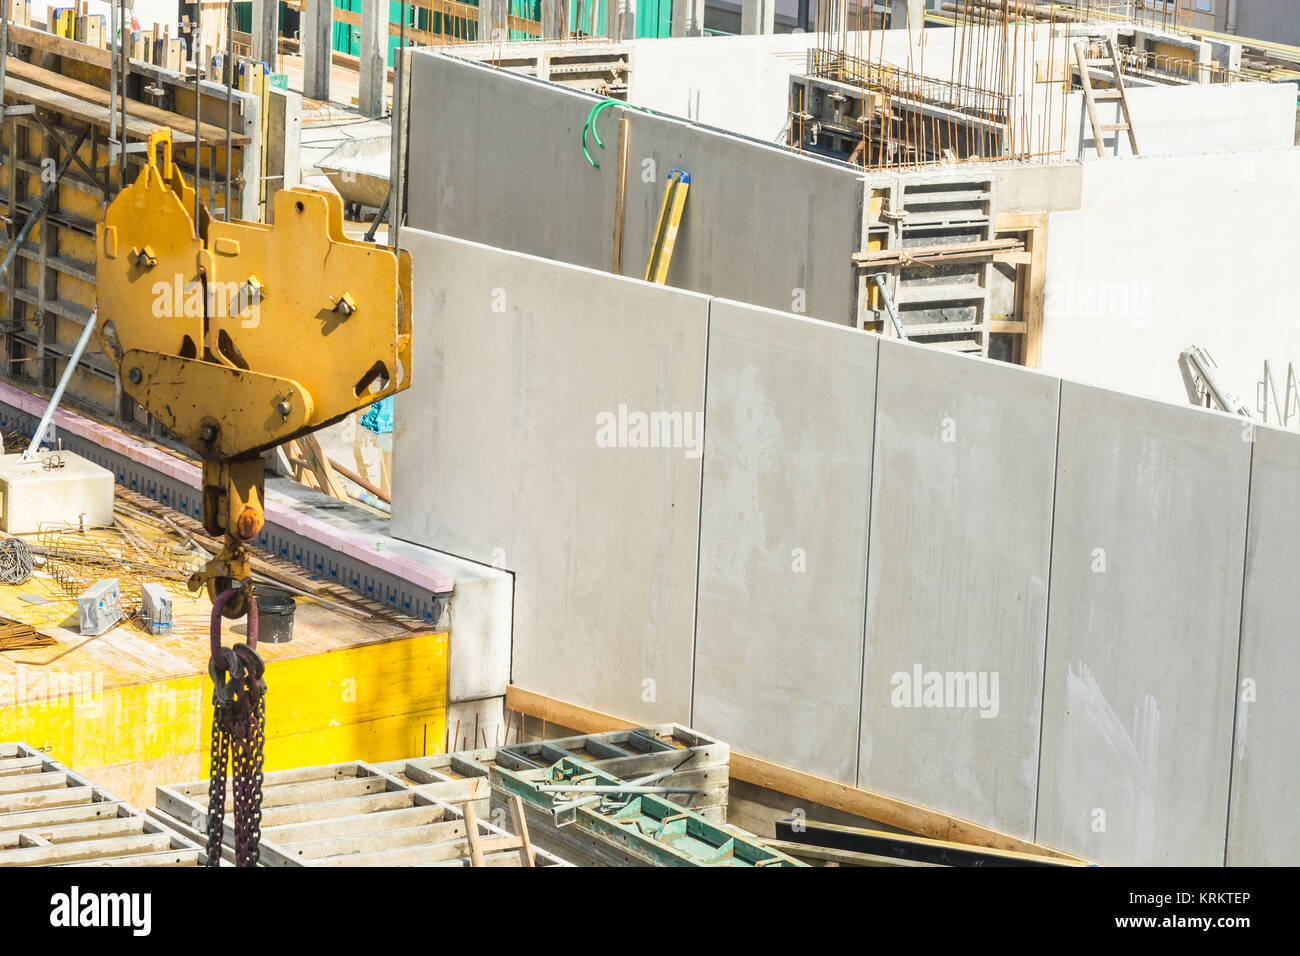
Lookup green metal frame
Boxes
[491,756,807,867]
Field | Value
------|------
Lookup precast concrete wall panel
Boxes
[1227,423,1300,866]
[391,229,709,724]
[693,300,878,783]
[405,51,866,326]
[1036,382,1251,865]
[859,340,1061,839]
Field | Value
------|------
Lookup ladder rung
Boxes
[895,284,986,305]
[1091,90,1124,100]
[922,339,984,353]
[1098,123,1130,132]
[1085,58,1115,68]
[901,321,985,337]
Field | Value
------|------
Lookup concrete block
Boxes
[77,579,122,637]
[447,696,507,752]
[1227,424,1300,865]
[1036,382,1250,865]
[0,451,114,535]
[693,300,876,783]
[391,229,708,724]
[140,583,173,636]
[446,560,513,704]
[859,340,1060,839]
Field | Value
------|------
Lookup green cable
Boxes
[582,98,623,169]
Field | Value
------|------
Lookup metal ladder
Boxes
[1074,38,1141,158]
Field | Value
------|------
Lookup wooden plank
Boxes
[0,770,68,795]
[987,320,1029,334]
[284,819,468,861]
[762,838,938,867]
[852,238,1024,267]
[0,755,45,777]
[462,800,485,867]
[311,835,475,867]
[262,802,454,845]
[3,58,251,146]
[0,801,123,831]
[54,848,201,866]
[7,21,114,70]
[0,830,171,865]
[2,75,195,146]
[504,685,1084,861]
[0,815,143,849]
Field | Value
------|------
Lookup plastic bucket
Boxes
[255,587,297,644]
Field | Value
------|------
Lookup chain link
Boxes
[207,641,266,868]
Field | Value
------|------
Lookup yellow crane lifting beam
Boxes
[96,129,412,617]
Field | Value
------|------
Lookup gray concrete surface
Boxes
[405,51,867,325]
[391,229,709,724]
[1227,423,1300,865]
[693,300,878,784]
[859,341,1060,839]
[387,227,1300,864]
[1036,382,1250,865]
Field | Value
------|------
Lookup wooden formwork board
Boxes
[0,742,206,866]
[154,761,571,867]
[381,723,731,823]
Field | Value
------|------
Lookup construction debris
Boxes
[139,583,173,636]
[75,579,122,637]
[0,619,54,652]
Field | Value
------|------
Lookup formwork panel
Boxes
[693,299,877,784]
[0,742,204,866]
[155,760,570,866]
[1036,382,1250,866]
[1227,424,1300,865]
[859,339,1060,840]
[392,229,708,724]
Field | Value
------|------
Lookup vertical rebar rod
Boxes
[389,0,407,249]
[108,0,117,176]
[194,0,202,223]
[225,0,234,221]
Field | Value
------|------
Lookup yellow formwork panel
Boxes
[0,554,449,808]
[0,631,449,809]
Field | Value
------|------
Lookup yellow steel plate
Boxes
[119,349,313,459]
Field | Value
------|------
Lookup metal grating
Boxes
[0,742,206,867]
[153,760,570,867]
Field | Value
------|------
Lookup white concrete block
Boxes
[77,578,122,636]
[0,451,115,535]
[140,582,174,636]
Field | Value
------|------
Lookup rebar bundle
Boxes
[36,523,198,615]
[0,538,34,585]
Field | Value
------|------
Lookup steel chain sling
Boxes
[205,588,267,867]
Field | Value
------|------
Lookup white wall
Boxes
[1064,82,1296,160]
[1040,147,1300,410]
[624,28,963,142]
